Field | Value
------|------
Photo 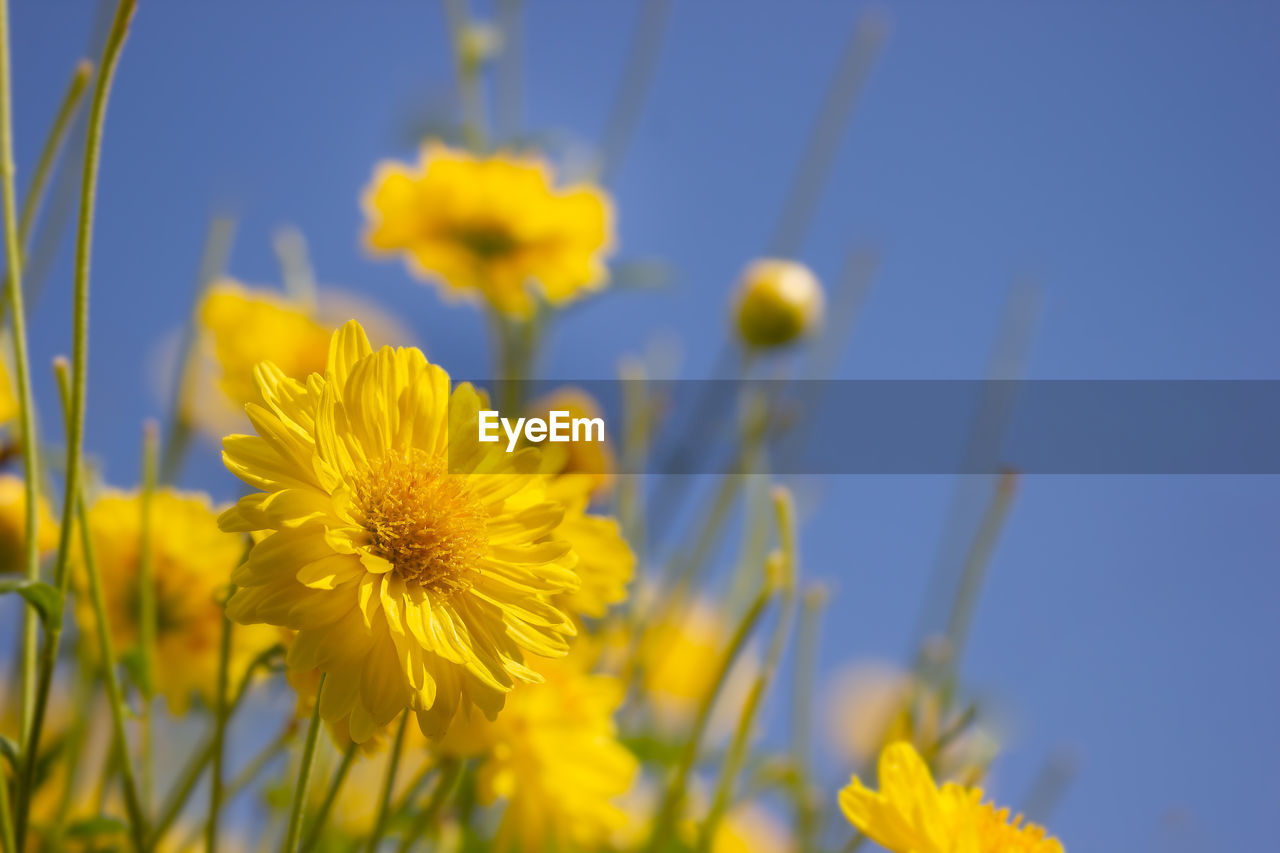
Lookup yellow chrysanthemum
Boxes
[73,489,275,714]
[221,320,584,741]
[839,741,1064,853]
[0,474,59,573]
[440,656,637,851]
[363,144,614,318]
[190,279,414,438]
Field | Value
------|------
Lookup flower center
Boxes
[352,451,488,596]
[451,224,521,261]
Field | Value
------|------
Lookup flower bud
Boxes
[732,259,824,349]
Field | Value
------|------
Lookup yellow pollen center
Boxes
[352,451,488,595]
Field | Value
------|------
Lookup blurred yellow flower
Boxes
[199,279,331,411]
[363,144,614,318]
[547,473,633,619]
[839,741,1063,853]
[190,279,414,438]
[529,387,617,498]
[826,662,916,765]
[0,354,18,427]
[710,804,793,853]
[640,602,756,730]
[221,321,583,741]
[440,656,637,851]
[73,489,273,714]
[732,258,824,349]
[0,473,58,573]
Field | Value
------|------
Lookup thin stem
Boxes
[205,582,237,853]
[159,215,235,485]
[769,12,885,257]
[939,469,1018,690]
[0,766,16,853]
[298,741,357,853]
[442,0,486,150]
[791,586,826,852]
[150,643,286,845]
[282,674,326,853]
[598,0,671,184]
[364,711,410,853]
[697,488,798,852]
[0,59,91,327]
[17,3,135,845]
[137,420,159,814]
[53,360,148,851]
[0,0,47,771]
[646,587,772,852]
[396,759,462,853]
[493,0,522,142]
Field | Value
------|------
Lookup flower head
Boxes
[0,474,58,573]
[732,258,824,349]
[529,387,617,499]
[363,144,614,318]
[191,279,412,438]
[221,320,588,740]
[440,656,637,851]
[73,489,273,713]
[839,741,1064,853]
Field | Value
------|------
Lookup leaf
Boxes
[0,578,63,629]
[0,734,17,772]
[63,816,128,839]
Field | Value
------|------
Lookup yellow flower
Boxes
[547,473,633,619]
[709,804,793,853]
[529,387,617,499]
[363,144,614,318]
[191,279,414,438]
[73,489,274,714]
[640,602,757,730]
[839,741,1064,853]
[199,279,332,412]
[440,656,637,851]
[732,258,824,349]
[0,474,59,573]
[221,320,583,741]
[0,354,18,427]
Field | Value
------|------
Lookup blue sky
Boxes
[9,1,1280,849]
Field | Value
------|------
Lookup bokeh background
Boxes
[9,2,1279,849]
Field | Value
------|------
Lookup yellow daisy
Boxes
[363,144,614,318]
[0,473,59,573]
[529,387,617,499]
[440,655,637,852]
[839,741,1064,853]
[221,320,583,741]
[73,489,274,714]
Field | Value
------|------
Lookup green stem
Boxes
[0,59,91,327]
[16,3,135,846]
[205,582,237,853]
[158,215,235,485]
[646,587,772,852]
[282,674,325,853]
[442,0,486,150]
[137,420,158,815]
[0,0,48,776]
[0,765,16,853]
[364,711,410,853]
[298,741,356,853]
[395,759,462,853]
[149,644,283,846]
[697,488,797,852]
[791,586,826,852]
